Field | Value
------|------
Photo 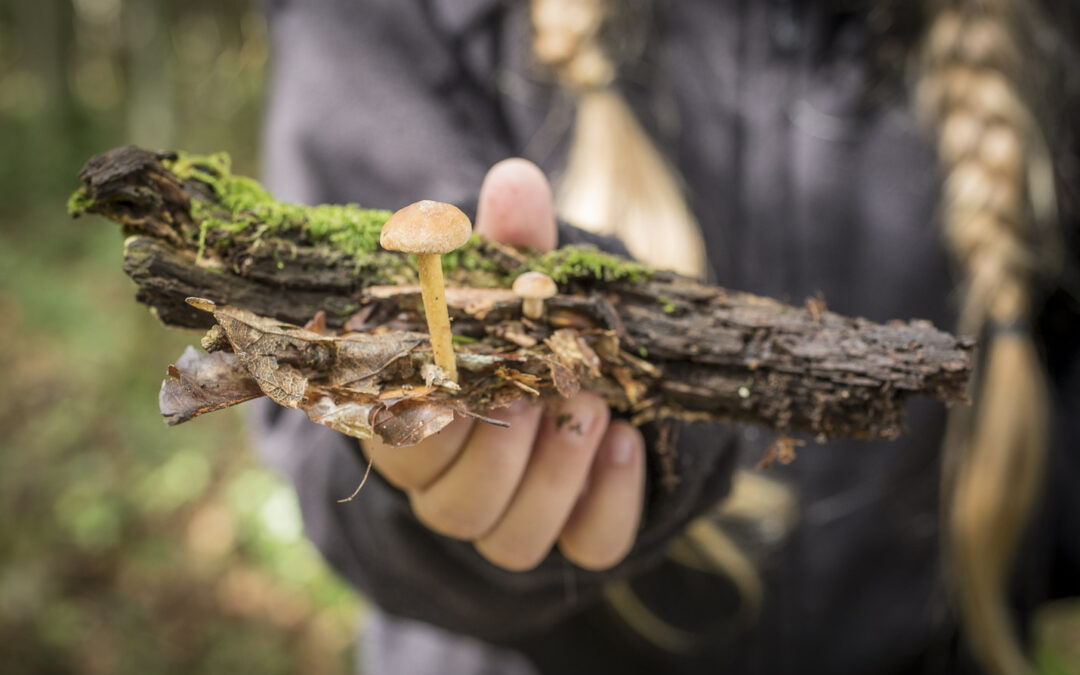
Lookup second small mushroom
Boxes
[513,271,557,320]
[380,200,472,383]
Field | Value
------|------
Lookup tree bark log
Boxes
[72,146,975,442]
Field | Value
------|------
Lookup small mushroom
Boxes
[512,271,557,320]
[380,200,472,383]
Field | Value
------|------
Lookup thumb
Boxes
[475,158,558,253]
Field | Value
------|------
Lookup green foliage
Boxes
[2,2,357,674]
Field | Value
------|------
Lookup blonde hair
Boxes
[915,2,1061,673]
[532,1,1066,671]
[530,0,708,278]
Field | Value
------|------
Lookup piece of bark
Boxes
[72,146,976,443]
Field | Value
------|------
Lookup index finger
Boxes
[475,158,558,252]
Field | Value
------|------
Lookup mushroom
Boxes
[380,200,472,383]
[512,271,557,320]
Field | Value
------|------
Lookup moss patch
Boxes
[67,189,95,216]
[73,149,653,289]
[163,151,391,260]
[442,235,503,274]
[528,246,651,284]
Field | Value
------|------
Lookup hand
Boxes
[361,159,646,571]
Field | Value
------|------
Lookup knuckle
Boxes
[410,493,496,541]
[559,534,629,572]
[475,538,547,572]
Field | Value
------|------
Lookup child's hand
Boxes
[362,159,645,572]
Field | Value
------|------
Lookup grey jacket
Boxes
[254,1,1080,673]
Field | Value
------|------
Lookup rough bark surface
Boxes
[72,146,975,443]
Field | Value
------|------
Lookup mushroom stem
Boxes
[416,252,457,382]
[522,297,544,320]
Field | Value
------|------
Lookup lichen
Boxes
[528,246,652,284]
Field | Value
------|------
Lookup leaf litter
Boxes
[163,297,652,448]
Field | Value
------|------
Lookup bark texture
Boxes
[72,146,975,443]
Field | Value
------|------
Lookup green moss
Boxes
[657,295,676,314]
[78,149,652,289]
[67,189,94,216]
[443,235,503,274]
[528,245,651,284]
[162,151,391,261]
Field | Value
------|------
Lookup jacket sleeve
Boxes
[255,0,740,643]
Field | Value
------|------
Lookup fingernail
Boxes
[610,428,638,466]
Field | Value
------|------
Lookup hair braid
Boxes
[530,0,708,278]
[916,2,1060,673]
[532,2,1066,670]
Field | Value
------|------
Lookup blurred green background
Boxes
[0,1,359,673]
[0,1,1076,674]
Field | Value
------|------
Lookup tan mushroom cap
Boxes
[512,271,558,299]
[380,200,473,255]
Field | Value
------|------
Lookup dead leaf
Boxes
[373,399,456,447]
[332,332,425,387]
[166,300,652,446]
[159,346,263,424]
[545,329,601,378]
[575,335,602,377]
[547,359,580,398]
[304,311,328,334]
[304,394,379,439]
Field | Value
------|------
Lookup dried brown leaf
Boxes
[547,359,580,398]
[373,399,457,447]
[304,311,328,334]
[304,394,380,439]
[331,332,425,387]
[159,346,263,424]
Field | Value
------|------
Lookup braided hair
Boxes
[531,1,1069,672]
[530,0,708,278]
[916,2,1063,673]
